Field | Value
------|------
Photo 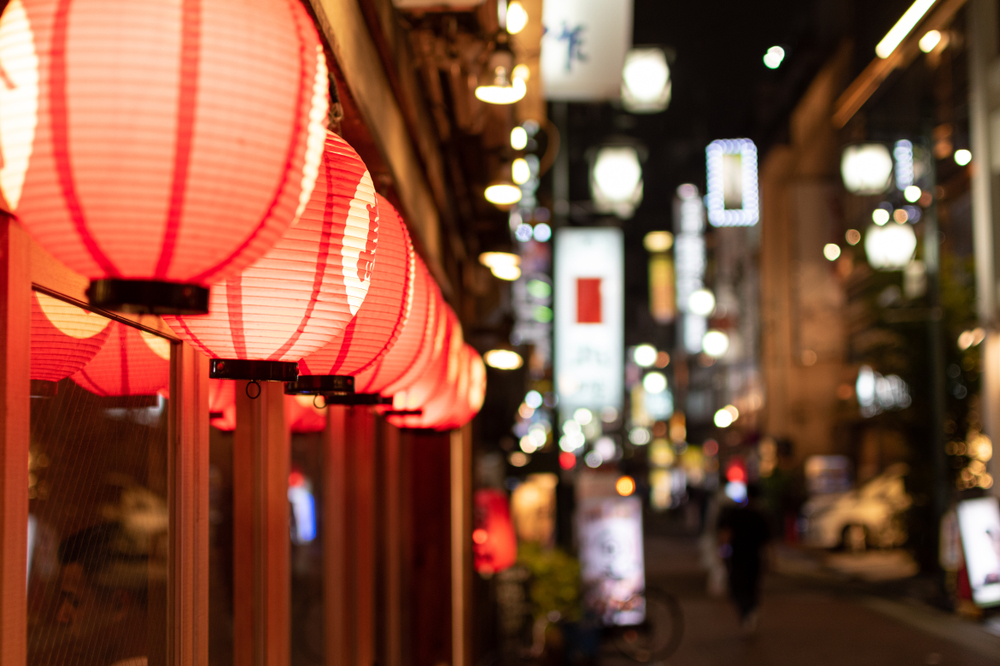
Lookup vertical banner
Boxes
[541,0,634,101]
[555,228,624,412]
[578,496,645,625]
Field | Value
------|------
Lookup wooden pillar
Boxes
[0,217,30,665]
[380,419,404,666]
[233,381,289,666]
[323,406,377,665]
[450,425,473,666]
[168,345,210,666]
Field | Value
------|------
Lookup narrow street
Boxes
[597,532,1000,666]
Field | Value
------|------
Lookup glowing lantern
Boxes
[208,379,237,432]
[30,290,111,395]
[0,0,329,314]
[72,321,170,396]
[285,395,327,434]
[295,195,415,393]
[473,489,517,575]
[352,259,442,396]
[165,132,379,382]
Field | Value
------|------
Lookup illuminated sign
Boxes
[555,228,623,412]
[541,0,634,101]
[578,496,645,625]
[673,188,707,354]
[706,139,759,227]
[957,497,1000,606]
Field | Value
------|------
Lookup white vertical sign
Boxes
[555,228,624,412]
[541,0,634,101]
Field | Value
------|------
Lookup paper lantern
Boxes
[351,258,441,396]
[30,290,112,396]
[473,489,517,575]
[295,195,415,393]
[209,379,237,432]
[386,306,464,429]
[0,0,329,314]
[285,394,327,434]
[166,132,379,382]
[72,321,170,397]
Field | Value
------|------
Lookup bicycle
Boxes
[610,587,684,663]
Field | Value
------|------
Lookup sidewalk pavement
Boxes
[596,534,1000,666]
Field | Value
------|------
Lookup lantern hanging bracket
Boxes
[210,359,299,382]
[246,380,261,400]
[319,393,393,406]
[381,409,422,417]
[87,279,210,315]
[284,374,355,396]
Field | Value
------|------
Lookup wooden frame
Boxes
[0,215,211,666]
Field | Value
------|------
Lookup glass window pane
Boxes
[28,298,169,666]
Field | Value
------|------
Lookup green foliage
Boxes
[516,543,581,622]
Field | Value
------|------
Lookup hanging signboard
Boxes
[541,0,634,101]
[555,228,624,412]
[577,495,645,625]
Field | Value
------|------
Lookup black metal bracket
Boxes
[321,393,392,406]
[381,409,422,417]
[284,374,355,395]
[87,279,209,315]
[210,359,298,382]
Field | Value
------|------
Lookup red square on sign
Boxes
[577,278,602,323]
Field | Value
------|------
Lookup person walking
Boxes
[717,483,771,635]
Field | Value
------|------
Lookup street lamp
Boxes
[840,144,893,194]
[591,146,643,218]
[864,223,917,270]
[621,48,671,113]
[475,45,527,105]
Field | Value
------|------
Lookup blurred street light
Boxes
[841,144,893,194]
[511,126,528,150]
[702,330,730,358]
[823,244,841,261]
[955,149,972,166]
[591,146,643,218]
[633,344,657,367]
[621,48,671,113]
[919,29,942,52]
[643,231,674,252]
[876,0,937,59]
[475,46,527,105]
[512,158,531,185]
[642,371,667,394]
[505,1,528,34]
[864,223,917,270]
[688,289,716,316]
[763,46,785,69]
[485,349,524,370]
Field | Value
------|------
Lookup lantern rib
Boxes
[225,275,247,358]
[188,0,310,285]
[154,0,201,279]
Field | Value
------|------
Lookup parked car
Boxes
[801,464,911,552]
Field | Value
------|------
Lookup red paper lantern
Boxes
[285,395,327,434]
[165,132,379,382]
[386,306,464,429]
[72,321,170,396]
[0,0,330,314]
[30,290,112,395]
[352,258,442,396]
[296,195,415,392]
[473,489,517,575]
[436,344,486,430]
[208,379,236,432]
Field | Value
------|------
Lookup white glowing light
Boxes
[687,289,716,317]
[485,183,522,206]
[629,427,651,445]
[706,139,759,227]
[873,209,890,225]
[512,158,531,185]
[520,435,537,453]
[484,349,523,369]
[533,223,552,242]
[919,29,942,52]
[702,330,730,358]
[894,139,914,190]
[480,251,520,270]
[621,48,671,113]
[955,149,972,166]
[876,0,938,59]
[506,1,528,34]
[904,185,922,203]
[763,46,785,69]
[642,372,667,394]
[475,75,527,105]
[591,146,643,218]
[491,264,522,281]
[515,223,533,242]
[823,244,842,261]
[573,408,593,425]
[633,344,658,368]
[511,126,528,150]
[714,408,734,428]
[864,223,917,270]
[585,451,603,468]
[525,390,543,409]
[840,144,893,194]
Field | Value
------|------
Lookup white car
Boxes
[801,464,911,552]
